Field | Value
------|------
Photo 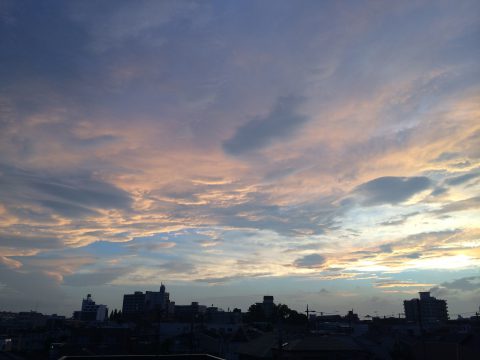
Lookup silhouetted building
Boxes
[122,284,173,317]
[174,302,207,322]
[204,306,242,333]
[311,313,343,322]
[122,291,146,315]
[145,283,171,312]
[345,310,360,323]
[73,294,108,321]
[255,295,275,318]
[404,291,448,325]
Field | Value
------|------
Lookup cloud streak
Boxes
[355,176,432,205]
[223,96,307,155]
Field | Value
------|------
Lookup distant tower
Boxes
[263,295,274,318]
[160,283,166,294]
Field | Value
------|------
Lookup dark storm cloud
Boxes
[63,267,130,287]
[294,254,326,268]
[356,176,432,205]
[223,96,307,155]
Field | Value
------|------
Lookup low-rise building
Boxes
[174,302,207,322]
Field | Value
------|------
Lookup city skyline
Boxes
[0,0,479,318]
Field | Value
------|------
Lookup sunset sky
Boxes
[0,0,479,318]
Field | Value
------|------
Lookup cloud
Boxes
[0,256,22,269]
[195,272,271,284]
[39,199,99,217]
[439,276,480,292]
[0,233,62,249]
[223,96,307,155]
[380,218,407,226]
[71,0,202,52]
[374,280,434,289]
[429,286,450,298]
[355,176,432,205]
[379,212,420,226]
[0,165,132,218]
[378,244,393,253]
[158,261,196,274]
[0,1,90,86]
[445,171,480,186]
[125,241,176,252]
[73,134,119,148]
[430,186,448,197]
[432,152,461,162]
[294,254,326,268]
[401,252,421,259]
[0,262,71,313]
[435,196,480,214]
[202,193,336,236]
[31,175,132,210]
[429,276,480,298]
[63,267,130,287]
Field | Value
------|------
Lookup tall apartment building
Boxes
[122,283,171,316]
[145,283,170,311]
[404,291,448,325]
[122,291,146,315]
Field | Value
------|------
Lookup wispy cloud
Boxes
[355,176,432,205]
[223,96,307,155]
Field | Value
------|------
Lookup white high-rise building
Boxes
[74,294,108,322]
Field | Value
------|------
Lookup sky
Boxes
[0,0,479,318]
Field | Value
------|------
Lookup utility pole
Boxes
[305,305,317,331]
[305,304,317,318]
